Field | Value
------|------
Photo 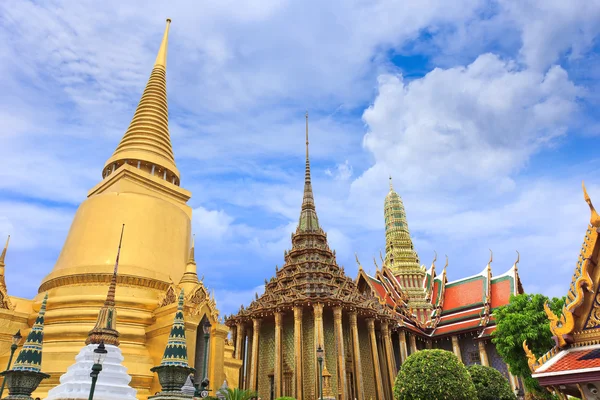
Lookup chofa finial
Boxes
[514,250,520,268]
[583,181,600,227]
[444,255,449,271]
[488,249,493,266]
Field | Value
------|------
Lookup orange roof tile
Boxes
[491,277,512,309]
[543,348,600,374]
[443,277,485,313]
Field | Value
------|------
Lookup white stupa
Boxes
[45,226,137,400]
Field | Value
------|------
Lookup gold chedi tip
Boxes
[298,111,320,232]
[104,18,180,183]
[154,18,171,69]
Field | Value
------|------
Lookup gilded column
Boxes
[235,322,245,360]
[452,335,462,362]
[366,318,385,400]
[349,312,364,400]
[275,312,283,398]
[398,329,408,364]
[294,306,303,400]
[381,322,396,390]
[249,318,261,391]
[478,341,489,366]
[334,307,347,400]
[409,334,417,354]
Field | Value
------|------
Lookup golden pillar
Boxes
[294,306,303,400]
[366,318,385,400]
[398,329,408,364]
[452,335,462,362]
[333,306,347,400]
[235,322,245,359]
[274,312,283,398]
[409,334,417,354]
[349,312,364,400]
[381,322,396,390]
[249,318,261,391]
[478,341,489,366]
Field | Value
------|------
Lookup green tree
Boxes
[394,349,477,400]
[492,293,565,398]
[468,364,516,400]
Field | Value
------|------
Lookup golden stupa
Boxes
[0,20,241,399]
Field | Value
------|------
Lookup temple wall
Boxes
[459,334,480,366]
[358,319,376,400]
[486,342,509,379]
[323,309,338,396]
[257,318,275,398]
[302,310,316,399]
[282,314,295,397]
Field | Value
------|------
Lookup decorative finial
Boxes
[432,251,437,268]
[379,250,385,264]
[488,249,493,266]
[389,176,394,191]
[444,255,448,271]
[514,250,520,269]
[155,288,191,368]
[355,253,363,270]
[188,234,196,264]
[0,235,9,265]
[583,181,600,227]
[154,19,171,68]
[305,111,309,158]
[373,257,380,272]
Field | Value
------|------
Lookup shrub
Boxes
[216,388,257,400]
[276,398,296,400]
[394,349,477,400]
[468,364,516,400]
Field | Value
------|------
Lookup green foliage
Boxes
[467,364,516,400]
[394,349,477,400]
[216,388,258,400]
[275,398,296,400]
[492,293,565,398]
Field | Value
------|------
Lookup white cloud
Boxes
[192,206,234,240]
[326,160,353,182]
[358,53,580,193]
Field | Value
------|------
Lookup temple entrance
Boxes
[194,315,211,383]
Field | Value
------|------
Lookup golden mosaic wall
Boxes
[358,319,376,400]
[323,309,338,395]
[257,318,275,397]
[283,313,295,397]
[302,309,316,399]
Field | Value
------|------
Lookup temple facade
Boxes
[226,115,397,400]
[227,129,525,399]
[0,20,241,399]
[355,179,524,396]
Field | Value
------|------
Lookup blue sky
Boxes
[1,0,600,317]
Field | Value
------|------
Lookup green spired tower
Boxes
[150,289,195,397]
[1,293,50,399]
[383,177,432,322]
[13,293,49,372]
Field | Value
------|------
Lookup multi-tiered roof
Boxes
[357,181,523,337]
[227,114,392,323]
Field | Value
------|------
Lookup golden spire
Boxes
[583,181,600,227]
[389,176,393,191]
[86,224,125,346]
[298,111,320,232]
[0,235,9,266]
[180,234,199,293]
[104,19,180,182]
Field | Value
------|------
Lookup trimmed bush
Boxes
[394,349,477,400]
[468,364,516,400]
[276,398,296,400]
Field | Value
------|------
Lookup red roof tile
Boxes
[543,348,600,373]
[491,278,512,309]
[443,277,485,313]
[433,318,482,335]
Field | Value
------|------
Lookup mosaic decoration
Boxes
[160,289,190,367]
[13,293,48,372]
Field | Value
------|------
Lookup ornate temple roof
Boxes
[529,182,600,383]
[226,115,393,323]
[104,19,180,182]
[357,217,523,337]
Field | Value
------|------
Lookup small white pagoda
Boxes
[45,226,136,400]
